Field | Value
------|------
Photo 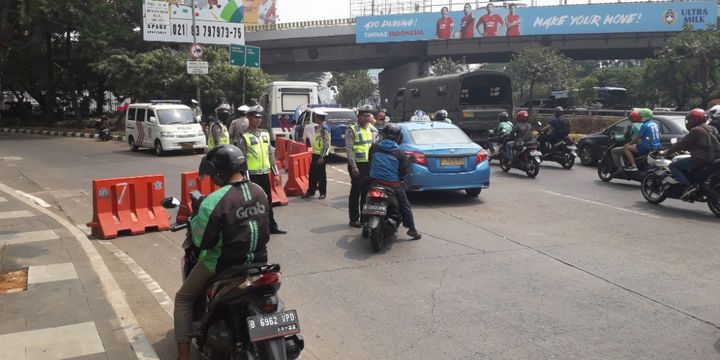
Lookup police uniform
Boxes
[305,121,331,198]
[208,120,230,149]
[345,122,378,225]
[237,127,282,232]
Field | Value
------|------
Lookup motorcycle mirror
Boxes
[148,116,157,124]
[670,137,678,144]
[161,197,181,209]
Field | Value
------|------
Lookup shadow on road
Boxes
[335,233,375,260]
[408,190,483,209]
[633,201,720,222]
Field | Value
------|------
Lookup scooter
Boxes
[499,139,543,178]
[538,128,576,169]
[162,192,304,360]
[596,139,649,183]
[361,184,401,252]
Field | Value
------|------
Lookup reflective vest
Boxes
[243,130,272,174]
[208,121,230,149]
[313,125,330,156]
[350,124,373,163]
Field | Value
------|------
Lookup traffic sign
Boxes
[230,44,261,68]
[190,43,204,60]
[186,61,209,75]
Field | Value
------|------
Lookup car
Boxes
[396,121,490,197]
[576,115,687,166]
[293,107,357,153]
[125,101,207,156]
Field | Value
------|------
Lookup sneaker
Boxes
[680,184,699,201]
[623,165,638,172]
[407,229,422,240]
[349,221,362,228]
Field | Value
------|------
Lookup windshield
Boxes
[326,111,357,124]
[408,128,472,145]
[157,108,196,125]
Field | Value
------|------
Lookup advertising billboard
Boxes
[143,0,245,45]
[243,0,278,25]
[356,1,717,43]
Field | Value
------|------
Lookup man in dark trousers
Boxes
[345,105,378,228]
[237,105,287,234]
[302,110,331,199]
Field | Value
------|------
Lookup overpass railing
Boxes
[246,18,357,32]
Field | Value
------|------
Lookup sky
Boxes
[277,0,352,23]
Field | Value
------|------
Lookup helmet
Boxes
[215,103,231,115]
[629,110,641,123]
[237,105,250,114]
[247,105,264,118]
[434,109,448,121]
[382,124,402,143]
[685,108,706,130]
[638,108,653,121]
[515,110,529,122]
[357,104,375,115]
[708,105,720,121]
[199,145,247,186]
[498,112,509,122]
[553,106,564,117]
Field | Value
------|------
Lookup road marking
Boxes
[100,241,175,319]
[0,230,59,245]
[542,190,661,219]
[0,196,6,202]
[15,190,52,208]
[0,181,160,360]
[0,156,23,161]
[0,210,34,220]
[328,178,351,186]
[27,263,79,285]
[0,321,105,360]
[330,165,349,175]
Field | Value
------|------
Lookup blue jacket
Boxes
[369,140,408,183]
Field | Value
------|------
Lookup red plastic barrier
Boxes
[284,151,312,196]
[288,140,308,156]
[269,161,288,206]
[87,175,170,239]
[275,136,288,169]
[176,172,221,224]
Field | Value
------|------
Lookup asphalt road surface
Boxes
[1,132,719,360]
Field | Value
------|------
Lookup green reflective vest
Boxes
[313,125,330,156]
[351,124,373,163]
[208,122,230,149]
[243,130,272,174]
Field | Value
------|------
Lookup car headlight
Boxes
[160,132,175,138]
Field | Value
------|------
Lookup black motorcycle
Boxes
[478,134,510,162]
[596,139,649,183]
[99,127,112,141]
[538,129,576,169]
[499,139,542,178]
[162,192,304,360]
[362,184,401,252]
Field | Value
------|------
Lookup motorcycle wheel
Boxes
[597,156,614,182]
[525,160,540,178]
[500,157,511,172]
[706,176,720,217]
[640,173,668,204]
[370,226,384,252]
[561,153,575,169]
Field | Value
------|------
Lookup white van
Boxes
[125,101,206,156]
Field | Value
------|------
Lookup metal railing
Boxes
[246,18,357,33]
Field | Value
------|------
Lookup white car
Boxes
[125,101,207,156]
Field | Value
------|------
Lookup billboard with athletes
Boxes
[143,0,245,45]
[243,0,278,25]
[356,1,716,43]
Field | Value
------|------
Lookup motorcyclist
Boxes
[208,104,231,149]
[623,108,660,171]
[665,108,720,200]
[495,111,514,138]
[707,104,720,133]
[174,145,270,360]
[538,106,571,152]
[368,124,421,240]
[610,109,642,170]
[433,109,452,123]
[504,110,532,161]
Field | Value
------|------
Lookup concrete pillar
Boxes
[378,62,428,112]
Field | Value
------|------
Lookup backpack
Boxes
[704,125,720,163]
[556,117,571,135]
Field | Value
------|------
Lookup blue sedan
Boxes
[396,121,490,197]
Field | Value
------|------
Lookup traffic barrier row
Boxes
[275,135,288,169]
[176,172,221,224]
[87,175,170,239]
[288,140,310,157]
[284,151,312,196]
[270,161,289,206]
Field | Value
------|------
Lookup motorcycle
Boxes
[162,192,304,360]
[538,128,576,169]
[596,139,649,183]
[640,150,720,217]
[361,184,401,252]
[499,139,542,178]
[99,127,112,141]
[478,133,510,162]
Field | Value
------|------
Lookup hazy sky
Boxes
[277,0,352,23]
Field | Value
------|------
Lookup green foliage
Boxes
[430,57,468,76]
[576,77,597,106]
[506,47,577,110]
[328,70,375,108]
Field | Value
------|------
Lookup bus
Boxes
[259,81,319,140]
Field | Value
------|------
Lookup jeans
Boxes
[174,262,214,343]
[669,157,701,186]
[307,154,327,196]
[504,141,515,160]
[348,162,370,222]
[390,185,416,231]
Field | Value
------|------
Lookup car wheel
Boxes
[465,189,481,197]
[195,148,205,155]
[154,140,164,156]
[579,145,595,166]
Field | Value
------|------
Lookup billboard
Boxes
[356,1,717,43]
[143,0,245,45]
[243,0,278,25]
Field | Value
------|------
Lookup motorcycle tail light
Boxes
[261,294,279,313]
[368,189,387,198]
[406,151,427,166]
[206,289,216,298]
[252,272,281,287]
[476,149,488,164]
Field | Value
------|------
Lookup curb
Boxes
[0,127,126,142]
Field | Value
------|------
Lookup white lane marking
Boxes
[543,190,661,219]
[100,241,175,319]
[27,263,79,285]
[0,230,60,246]
[328,178,351,186]
[0,196,6,202]
[0,181,160,360]
[330,165,349,175]
[15,190,52,208]
[0,321,105,360]
[0,210,34,220]
[0,156,23,161]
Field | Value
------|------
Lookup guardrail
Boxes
[518,108,686,117]
[246,18,356,32]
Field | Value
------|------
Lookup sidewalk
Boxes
[0,185,156,360]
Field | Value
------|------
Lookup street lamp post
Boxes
[191,1,201,107]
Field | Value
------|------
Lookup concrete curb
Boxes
[0,127,126,142]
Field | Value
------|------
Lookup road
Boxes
[1,132,719,360]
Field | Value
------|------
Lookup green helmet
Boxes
[638,108,653,121]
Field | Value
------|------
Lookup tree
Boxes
[506,47,577,112]
[430,57,468,76]
[576,77,597,107]
[591,66,646,106]
[328,70,375,108]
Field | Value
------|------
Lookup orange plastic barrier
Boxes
[288,140,308,156]
[284,151,312,196]
[87,175,170,239]
[176,171,221,224]
[269,161,288,206]
[275,136,288,169]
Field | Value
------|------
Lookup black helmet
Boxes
[199,145,247,185]
[357,104,375,115]
[383,123,402,143]
[553,106,564,117]
[498,111,509,122]
[434,109,448,121]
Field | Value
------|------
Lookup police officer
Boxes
[346,104,379,228]
[303,110,331,200]
[208,104,231,149]
[237,105,287,234]
[229,105,250,145]
[190,99,202,122]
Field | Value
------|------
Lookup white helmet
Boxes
[708,105,720,120]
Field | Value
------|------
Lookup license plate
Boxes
[247,310,301,342]
[440,157,465,166]
[362,203,387,215]
[567,145,577,150]
[181,142,194,149]
[530,150,542,156]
